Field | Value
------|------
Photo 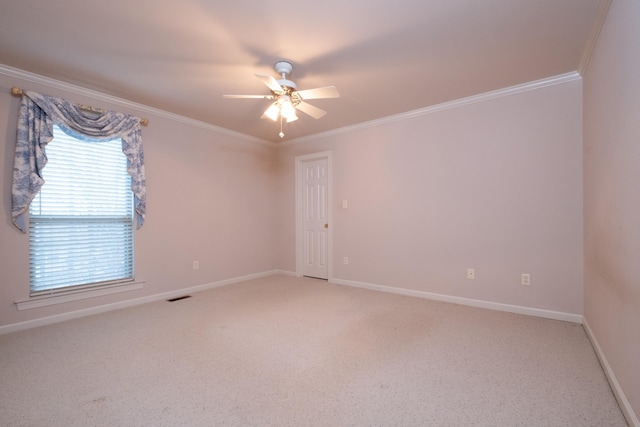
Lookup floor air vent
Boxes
[167,295,192,302]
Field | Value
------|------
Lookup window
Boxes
[28,124,134,294]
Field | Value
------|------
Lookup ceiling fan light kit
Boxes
[263,103,280,121]
[279,96,298,122]
[223,60,339,138]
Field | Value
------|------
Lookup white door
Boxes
[302,158,328,279]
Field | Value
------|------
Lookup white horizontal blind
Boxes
[29,125,134,294]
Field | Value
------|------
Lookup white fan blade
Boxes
[223,94,273,99]
[295,101,327,119]
[255,74,283,93]
[296,86,340,100]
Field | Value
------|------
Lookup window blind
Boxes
[29,125,134,294]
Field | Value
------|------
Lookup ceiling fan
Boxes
[223,61,340,137]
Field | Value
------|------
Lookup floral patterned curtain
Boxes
[11,91,146,232]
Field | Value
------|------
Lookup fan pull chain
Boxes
[279,115,285,138]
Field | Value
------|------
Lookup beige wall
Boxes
[1,70,585,330]
[583,0,640,422]
[2,4,637,421]
[0,72,278,328]
[276,79,584,315]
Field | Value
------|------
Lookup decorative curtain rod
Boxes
[10,86,149,126]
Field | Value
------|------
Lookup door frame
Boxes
[295,151,333,279]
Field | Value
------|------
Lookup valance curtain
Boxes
[11,91,146,233]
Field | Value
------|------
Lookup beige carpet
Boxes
[0,275,627,426]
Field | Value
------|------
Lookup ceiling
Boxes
[0,0,605,143]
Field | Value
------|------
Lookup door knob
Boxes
[324,224,328,228]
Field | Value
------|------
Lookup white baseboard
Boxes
[0,270,281,335]
[583,318,639,427]
[0,270,583,330]
[330,277,583,324]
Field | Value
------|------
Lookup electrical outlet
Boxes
[193,261,199,270]
[521,273,531,286]
[342,200,348,209]
[343,257,349,265]
[467,268,475,279]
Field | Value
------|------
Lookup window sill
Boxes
[15,280,145,311]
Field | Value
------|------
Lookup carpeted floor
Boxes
[0,275,627,426]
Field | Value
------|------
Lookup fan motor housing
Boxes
[277,79,297,91]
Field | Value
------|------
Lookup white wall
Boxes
[276,79,584,316]
[0,70,278,329]
[583,0,640,422]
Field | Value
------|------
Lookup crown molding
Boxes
[2,63,582,150]
[0,63,274,147]
[281,71,582,147]
[578,0,613,76]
